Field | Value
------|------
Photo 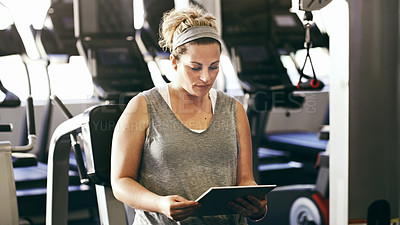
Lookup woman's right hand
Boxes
[160,195,201,221]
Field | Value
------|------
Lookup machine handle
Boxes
[0,124,13,132]
[26,96,36,135]
[52,95,73,119]
[10,96,37,152]
[70,134,89,184]
[296,79,324,90]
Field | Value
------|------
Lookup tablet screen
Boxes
[193,185,276,216]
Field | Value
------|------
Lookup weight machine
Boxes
[0,2,98,223]
[219,0,332,224]
[0,77,36,225]
[257,1,332,224]
[0,4,37,223]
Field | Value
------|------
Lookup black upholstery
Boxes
[0,24,26,56]
[0,80,20,107]
[263,132,328,157]
[45,104,127,224]
[81,104,126,187]
[0,12,25,108]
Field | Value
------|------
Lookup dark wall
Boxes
[349,0,400,219]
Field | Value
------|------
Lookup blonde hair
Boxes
[159,5,219,57]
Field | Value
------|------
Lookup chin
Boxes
[193,86,211,95]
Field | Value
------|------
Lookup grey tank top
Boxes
[133,87,245,225]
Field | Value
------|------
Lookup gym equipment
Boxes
[46,0,160,223]
[0,80,20,107]
[46,104,127,225]
[0,51,36,224]
[44,104,330,225]
[0,6,37,222]
[0,4,36,223]
[45,2,240,224]
[74,0,154,102]
[0,2,97,223]
[260,150,329,225]
[38,0,79,56]
[0,3,28,109]
[260,1,331,222]
[31,0,83,163]
[0,89,36,225]
[221,0,306,182]
[220,1,331,224]
[44,1,331,224]
[135,0,174,85]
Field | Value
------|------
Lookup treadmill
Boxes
[45,0,157,224]
[0,3,97,223]
[74,0,154,103]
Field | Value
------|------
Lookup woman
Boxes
[111,5,268,225]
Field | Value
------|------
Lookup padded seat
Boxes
[17,185,95,223]
[46,104,129,225]
[257,148,308,186]
[263,131,327,162]
[14,162,82,189]
[14,162,96,223]
[258,131,328,186]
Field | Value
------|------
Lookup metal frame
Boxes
[46,114,83,225]
[95,185,127,225]
[0,141,19,225]
[45,111,128,225]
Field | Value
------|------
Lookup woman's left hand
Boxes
[227,194,267,220]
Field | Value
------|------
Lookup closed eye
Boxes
[209,61,220,70]
[191,67,202,71]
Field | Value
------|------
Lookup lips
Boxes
[195,84,211,89]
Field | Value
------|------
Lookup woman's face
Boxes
[171,42,221,97]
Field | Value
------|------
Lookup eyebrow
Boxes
[190,61,220,66]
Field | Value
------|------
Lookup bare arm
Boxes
[228,100,267,220]
[110,94,159,211]
[110,94,199,221]
[235,99,256,186]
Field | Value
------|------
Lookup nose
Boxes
[199,70,210,83]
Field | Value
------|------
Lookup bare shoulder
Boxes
[235,98,251,132]
[124,94,148,115]
[115,94,149,134]
[234,99,246,118]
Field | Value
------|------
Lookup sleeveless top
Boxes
[134,87,245,225]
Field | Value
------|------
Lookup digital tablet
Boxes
[192,184,276,216]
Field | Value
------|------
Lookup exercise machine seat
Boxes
[81,104,125,187]
[46,104,128,225]
[263,131,328,162]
